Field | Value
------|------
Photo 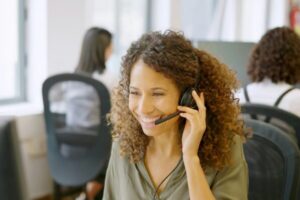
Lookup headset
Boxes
[154,87,198,125]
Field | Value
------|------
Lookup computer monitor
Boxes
[194,41,255,87]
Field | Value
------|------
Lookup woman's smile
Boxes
[138,115,161,129]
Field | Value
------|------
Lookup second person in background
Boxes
[236,26,300,117]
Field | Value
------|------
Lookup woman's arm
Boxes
[178,91,215,200]
[184,136,248,200]
[178,91,248,199]
[183,155,215,200]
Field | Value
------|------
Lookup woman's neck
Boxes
[147,131,182,158]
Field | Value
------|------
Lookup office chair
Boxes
[241,103,300,147]
[243,118,300,200]
[42,73,111,200]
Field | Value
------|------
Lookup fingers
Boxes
[179,109,206,132]
[179,112,194,121]
[177,90,205,113]
[177,90,206,124]
[192,90,205,111]
[178,104,206,121]
[177,105,198,114]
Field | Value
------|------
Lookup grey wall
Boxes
[194,41,255,87]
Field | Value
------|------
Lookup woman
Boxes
[65,27,113,129]
[103,31,248,200]
[236,27,300,117]
[75,27,116,91]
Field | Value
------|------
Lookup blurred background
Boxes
[0,0,299,199]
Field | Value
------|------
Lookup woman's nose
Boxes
[138,96,154,114]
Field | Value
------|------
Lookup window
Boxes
[90,0,150,55]
[0,0,26,104]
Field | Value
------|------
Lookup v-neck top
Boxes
[102,135,248,200]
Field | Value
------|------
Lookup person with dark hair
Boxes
[236,26,300,117]
[75,27,115,90]
[64,27,113,129]
[102,31,248,200]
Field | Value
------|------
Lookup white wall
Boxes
[151,0,181,31]
[47,0,87,75]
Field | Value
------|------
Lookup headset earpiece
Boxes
[179,88,197,109]
[154,88,198,125]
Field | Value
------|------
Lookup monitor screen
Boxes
[194,41,255,87]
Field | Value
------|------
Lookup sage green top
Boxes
[102,136,248,200]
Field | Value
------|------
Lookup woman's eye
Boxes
[129,91,139,95]
[153,93,164,96]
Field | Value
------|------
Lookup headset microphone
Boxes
[154,111,181,125]
[154,88,198,125]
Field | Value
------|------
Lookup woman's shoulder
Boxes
[110,140,121,158]
[206,134,246,174]
[287,86,300,96]
[285,87,300,103]
[280,87,300,116]
[110,140,132,166]
[230,135,246,165]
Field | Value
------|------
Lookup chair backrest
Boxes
[42,73,111,186]
[241,103,300,147]
[243,119,300,200]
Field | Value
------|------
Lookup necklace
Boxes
[152,155,183,200]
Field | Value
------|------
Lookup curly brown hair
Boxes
[109,30,244,170]
[248,26,300,84]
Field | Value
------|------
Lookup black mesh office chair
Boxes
[243,118,300,200]
[42,73,111,199]
[241,103,300,147]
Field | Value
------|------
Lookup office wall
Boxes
[47,0,87,75]
[151,0,181,31]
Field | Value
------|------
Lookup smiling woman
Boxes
[103,30,248,200]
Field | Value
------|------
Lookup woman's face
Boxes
[129,59,181,137]
[105,42,113,61]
